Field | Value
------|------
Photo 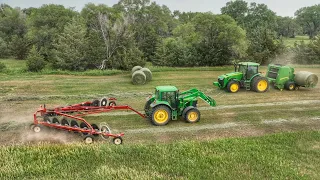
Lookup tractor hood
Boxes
[218,72,243,79]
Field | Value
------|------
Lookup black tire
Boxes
[144,99,153,119]
[52,118,60,125]
[151,105,171,126]
[227,80,240,93]
[109,101,116,106]
[83,135,94,144]
[100,98,108,106]
[251,76,269,93]
[285,81,296,91]
[184,108,201,123]
[113,137,123,145]
[182,106,194,120]
[80,122,89,135]
[43,116,51,123]
[91,99,100,106]
[61,119,69,126]
[91,124,99,137]
[70,120,79,127]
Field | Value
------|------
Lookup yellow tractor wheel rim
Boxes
[257,80,268,91]
[289,84,294,90]
[230,83,239,93]
[188,112,198,122]
[154,109,169,123]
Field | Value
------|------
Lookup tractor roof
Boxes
[155,86,178,92]
[238,62,260,66]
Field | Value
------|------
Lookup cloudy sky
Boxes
[1,0,319,17]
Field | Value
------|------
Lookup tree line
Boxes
[0,0,320,72]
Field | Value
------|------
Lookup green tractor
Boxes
[145,86,216,126]
[213,62,269,93]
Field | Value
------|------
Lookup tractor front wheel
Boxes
[252,77,269,93]
[151,105,171,126]
[184,108,200,123]
[227,80,240,93]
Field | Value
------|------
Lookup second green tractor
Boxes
[213,62,269,93]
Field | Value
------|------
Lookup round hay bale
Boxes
[131,66,142,75]
[141,67,152,82]
[132,70,146,85]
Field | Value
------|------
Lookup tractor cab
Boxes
[154,86,179,109]
[235,62,260,80]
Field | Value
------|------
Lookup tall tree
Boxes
[27,4,77,60]
[295,4,320,39]
[0,6,30,59]
[276,16,300,38]
[221,0,248,27]
[54,18,88,71]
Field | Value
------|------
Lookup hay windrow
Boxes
[141,68,152,81]
[132,70,146,85]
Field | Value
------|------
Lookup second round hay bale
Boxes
[141,67,152,81]
[131,66,142,75]
[132,70,146,85]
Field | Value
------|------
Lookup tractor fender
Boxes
[249,73,263,82]
[182,106,196,119]
[150,101,172,110]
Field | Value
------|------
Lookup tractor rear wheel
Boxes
[151,105,171,126]
[252,77,269,93]
[184,108,200,123]
[227,80,240,93]
[285,81,296,91]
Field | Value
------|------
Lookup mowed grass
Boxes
[0,131,319,179]
[0,59,320,179]
[283,35,311,47]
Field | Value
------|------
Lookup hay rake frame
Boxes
[31,97,146,145]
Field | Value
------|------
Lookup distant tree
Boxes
[294,34,320,64]
[54,18,88,71]
[26,46,46,72]
[115,0,175,61]
[0,6,30,59]
[27,4,77,61]
[276,16,300,38]
[192,13,248,66]
[221,0,248,27]
[0,37,9,58]
[295,4,320,39]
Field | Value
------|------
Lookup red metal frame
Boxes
[33,99,146,138]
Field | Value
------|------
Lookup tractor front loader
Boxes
[144,86,216,126]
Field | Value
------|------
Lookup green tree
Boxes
[294,35,320,64]
[295,4,320,38]
[276,16,300,38]
[54,18,88,71]
[27,4,77,60]
[26,46,46,72]
[115,0,175,61]
[192,13,248,66]
[0,6,29,59]
[221,0,248,27]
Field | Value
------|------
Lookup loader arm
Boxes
[179,88,216,107]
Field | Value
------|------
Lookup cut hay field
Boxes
[0,59,320,179]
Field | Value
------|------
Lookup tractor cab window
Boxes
[161,91,177,108]
[247,66,258,79]
[238,65,246,74]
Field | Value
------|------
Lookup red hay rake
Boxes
[31,97,146,145]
